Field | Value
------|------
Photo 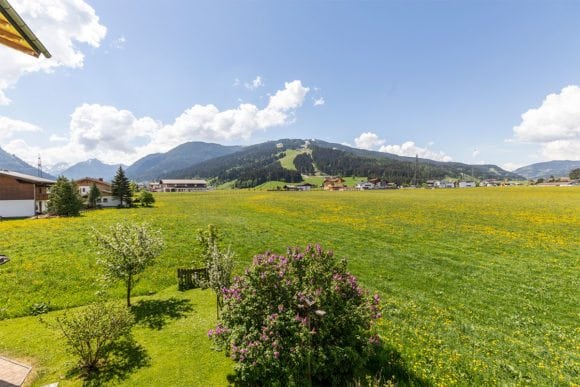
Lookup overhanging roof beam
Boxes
[0,0,51,58]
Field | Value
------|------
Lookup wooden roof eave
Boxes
[0,0,51,58]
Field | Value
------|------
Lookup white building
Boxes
[75,177,121,207]
[0,170,55,217]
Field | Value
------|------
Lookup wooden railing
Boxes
[177,268,208,291]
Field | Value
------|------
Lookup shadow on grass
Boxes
[366,343,432,386]
[68,337,150,386]
[131,297,194,330]
[224,343,431,386]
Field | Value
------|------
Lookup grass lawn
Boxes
[0,187,578,385]
[0,288,232,386]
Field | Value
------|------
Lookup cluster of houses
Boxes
[1,169,577,218]
[0,170,211,218]
[148,179,208,192]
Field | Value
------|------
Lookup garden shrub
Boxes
[54,301,134,374]
[209,244,382,386]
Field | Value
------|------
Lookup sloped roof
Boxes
[159,179,207,185]
[0,169,55,184]
[0,0,51,58]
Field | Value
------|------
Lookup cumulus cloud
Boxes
[380,141,453,162]
[354,132,385,150]
[472,149,480,158]
[352,132,452,162]
[0,0,107,105]
[513,85,580,160]
[313,97,325,106]
[5,80,310,167]
[0,116,42,141]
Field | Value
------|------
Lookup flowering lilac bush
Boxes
[209,244,382,385]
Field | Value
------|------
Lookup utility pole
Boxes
[37,155,43,177]
[413,154,418,186]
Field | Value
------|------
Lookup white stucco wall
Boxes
[98,195,121,207]
[0,200,35,218]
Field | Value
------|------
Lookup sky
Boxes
[1,0,579,171]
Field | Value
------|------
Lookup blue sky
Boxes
[1,0,579,171]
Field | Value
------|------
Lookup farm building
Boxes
[458,181,476,188]
[74,177,120,207]
[0,170,55,217]
[158,179,208,192]
[323,177,346,191]
[356,181,374,190]
[283,183,315,191]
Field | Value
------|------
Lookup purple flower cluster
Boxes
[207,324,229,338]
[208,244,383,385]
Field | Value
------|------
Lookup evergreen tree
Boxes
[48,176,83,216]
[87,183,101,209]
[112,166,132,207]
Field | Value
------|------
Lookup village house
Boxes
[458,181,476,188]
[284,183,316,191]
[356,181,374,190]
[75,177,120,207]
[0,170,55,217]
[368,178,392,189]
[322,177,346,191]
[426,180,441,188]
[158,179,208,192]
[439,180,456,188]
[480,179,501,187]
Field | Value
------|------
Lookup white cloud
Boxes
[502,162,523,172]
[110,36,126,50]
[5,80,310,167]
[69,103,161,153]
[245,76,264,90]
[472,149,480,158]
[354,132,385,150]
[313,97,325,106]
[0,116,42,141]
[149,80,309,150]
[379,141,453,162]
[513,85,580,160]
[352,132,452,162]
[0,0,107,105]
[234,76,264,90]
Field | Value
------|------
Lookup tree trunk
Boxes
[127,275,132,307]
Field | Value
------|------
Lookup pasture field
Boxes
[0,187,578,385]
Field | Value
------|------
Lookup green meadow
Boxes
[0,187,578,385]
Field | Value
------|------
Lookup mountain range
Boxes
[0,147,55,179]
[513,160,580,179]
[1,139,578,186]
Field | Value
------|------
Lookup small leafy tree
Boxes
[94,222,164,307]
[111,166,132,207]
[139,190,155,207]
[570,168,580,180]
[209,244,382,385]
[197,225,234,317]
[207,244,235,317]
[48,176,83,216]
[55,301,134,374]
[87,183,101,209]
